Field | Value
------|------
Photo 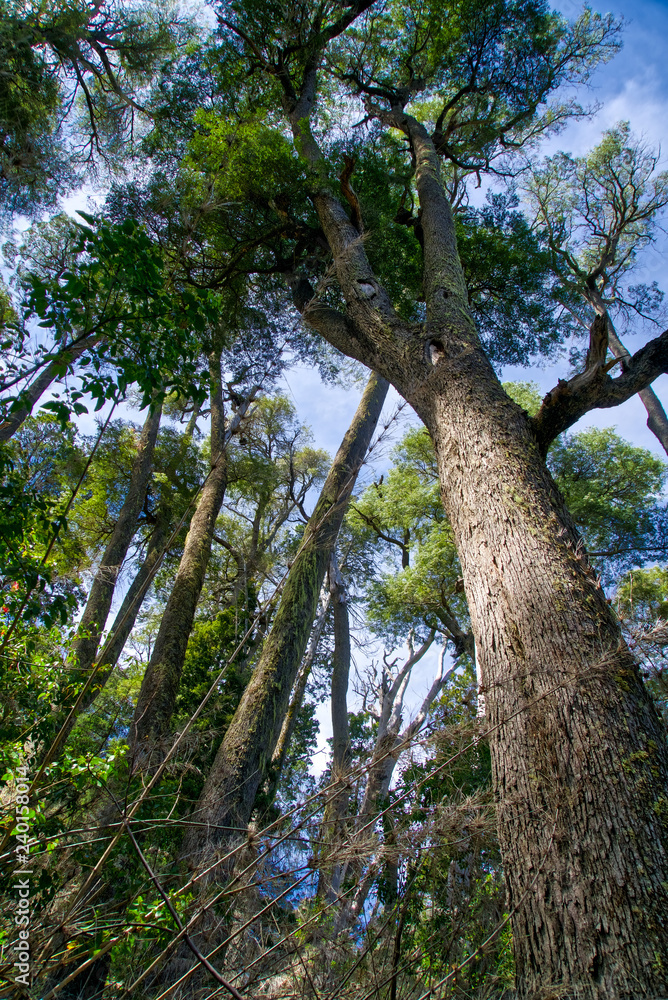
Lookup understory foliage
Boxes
[0,0,667,998]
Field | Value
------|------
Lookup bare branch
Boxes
[532,325,668,454]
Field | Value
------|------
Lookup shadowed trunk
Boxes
[0,334,100,442]
[317,553,352,900]
[180,372,388,870]
[130,353,229,757]
[328,554,352,781]
[265,587,331,804]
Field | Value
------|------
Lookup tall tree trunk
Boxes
[53,409,202,757]
[180,372,389,869]
[287,88,668,996]
[0,334,100,442]
[318,553,352,900]
[82,520,167,703]
[420,366,668,998]
[265,588,331,804]
[130,353,229,756]
[72,402,163,684]
[328,554,351,779]
[78,407,203,712]
[39,411,212,1000]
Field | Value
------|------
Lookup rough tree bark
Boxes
[130,354,232,756]
[180,372,389,869]
[282,72,668,998]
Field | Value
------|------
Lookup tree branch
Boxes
[532,326,668,455]
[283,270,381,370]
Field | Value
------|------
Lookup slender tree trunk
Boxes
[41,407,211,1000]
[0,334,100,442]
[130,354,229,756]
[265,588,331,804]
[329,553,351,778]
[318,554,352,899]
[180,372,389,869]
[358,640,443,826]
[54,409,202,756]
[338,639,442,926]
[287,88,668,996]
[74,520,168,716]
[72,402,163,684]
[82,409,203,703]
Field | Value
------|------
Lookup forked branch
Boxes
[532,324,668,454]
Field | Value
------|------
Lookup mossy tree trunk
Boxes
[265,587,331,805]
[180,372,389,869]
[62,408,203,739]
[72,401,162,686]
[130,353,229,757]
